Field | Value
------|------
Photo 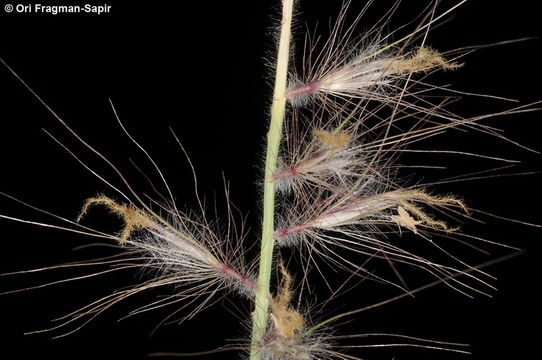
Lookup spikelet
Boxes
[287,44,459,111]
[276,189,465,240]
[285,0,463,129]
[273,177,488,293]
[37,194,259,335]
[274,126,358,194]
[79,196,256,296]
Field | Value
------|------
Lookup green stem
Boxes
[249,0,294,358]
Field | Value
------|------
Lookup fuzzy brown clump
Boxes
[382,46,461,74]
[258,264,315,359]
[270,264,305,339]
[77,195,153,245]
[312,129,352,151]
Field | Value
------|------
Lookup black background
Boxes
[0,1,541,359]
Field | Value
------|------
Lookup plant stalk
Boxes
[249,0,294,358]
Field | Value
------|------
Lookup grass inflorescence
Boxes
[1,1,540,359]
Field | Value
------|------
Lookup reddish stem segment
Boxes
[285,81,319,98]
[218,264,258,292]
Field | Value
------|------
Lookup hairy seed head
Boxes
[78,196,257,297]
